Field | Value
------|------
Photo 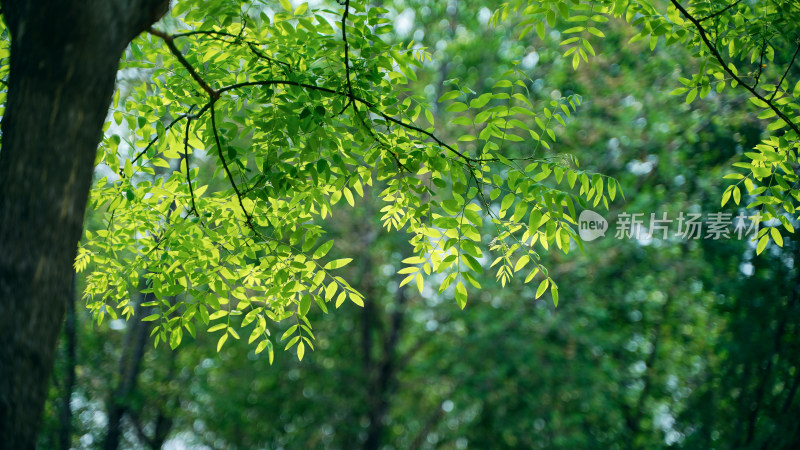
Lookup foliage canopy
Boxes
[75,0,800,363]
[78,0,616,361]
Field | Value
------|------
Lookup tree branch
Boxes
[219,80,476,163]
[770,41,800,102]
[210,102,254,230]
[698,0,742,23]
[246,42,292,69]
[334,0,412,172]
[670,0,800,136]
[753,38,767,89]
[148,28,219,100]
[147,22,476,181]
[159,28,292,69]
[131,108,201,166]
[339,0,356,115]
[182,117,200,217]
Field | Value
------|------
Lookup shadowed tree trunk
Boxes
[0,1,168,447]
[58,276,77,450]
[104,293,155,450]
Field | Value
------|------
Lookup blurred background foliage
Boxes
[38,0,800,448]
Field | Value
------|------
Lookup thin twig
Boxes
[338,0,410,171]
[149,21,475,177]
[183,117,200,217]
[220,79,341,97]
[754,37,767,89]
[340,0,355,114]
[358,112,412,172]
[770,41,800,102]
[246,42,292,69]
[210,102,253,230]
[131,107,201,166]
[699,0,742,23]
[171,29,240,39]
[375,110,473,163]
[219,80,476,162]
[165,28,292,68]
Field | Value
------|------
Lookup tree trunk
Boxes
[104,294,154,450]
[0,1,168,448]
[58,276,77,450]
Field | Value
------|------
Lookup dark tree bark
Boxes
[104,294,154,450]
[0,1,168,448]
[58,276,77,450]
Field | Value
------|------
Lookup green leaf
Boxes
[438,91,461,102]
[315,296,329,314]
[461,253,483,273]
[299,294,312,316]
[535,279,549,299]
[325,281,338,300]
[284,335,300,351]
[749,97,768,108]
[349,292,365,307]
[209,310,228,321]
[335,291,347,308]
[313,241,334,259]
[208,323,226,333]
[124,158,133,178]
[280,325,299,342]
[470,93,492,109]
[721,188,732,207]
[685,88,697,104]
[756,234,769,254]
[770,227,783,247]
[455,280,467,309]
[324,258,353,270]
[752,166,772,178]
[514,255,530,273]
[216,333,228,352]
[343,187,354,207]
[402,255,426,264]
[500,193,515,212]
[446,102,468,113]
